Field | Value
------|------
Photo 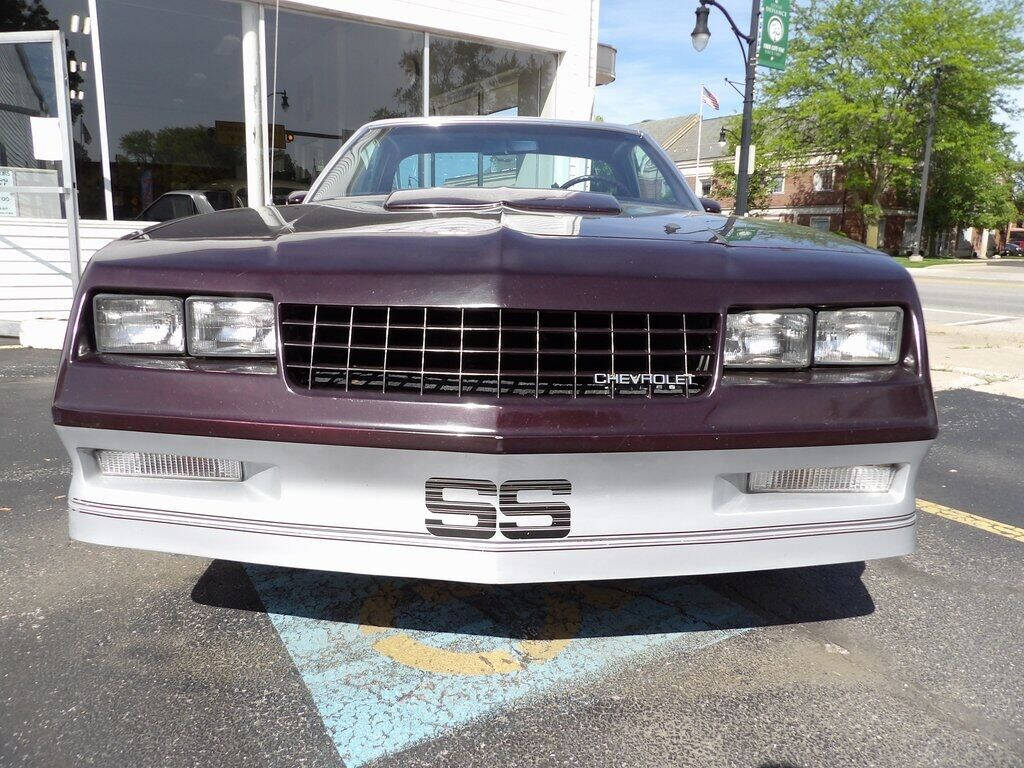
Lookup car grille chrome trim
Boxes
[280,305,719,399]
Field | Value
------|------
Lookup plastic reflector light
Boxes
[748,464,896,493]
[95,450,242,481]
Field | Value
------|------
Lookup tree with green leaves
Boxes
[745,0,1024,249]
[710,115,787,212]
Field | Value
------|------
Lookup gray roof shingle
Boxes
[633,114,739,164]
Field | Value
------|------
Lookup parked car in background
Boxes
[54,117,937,585]
[136,190,223,222]
[137,181,309,222]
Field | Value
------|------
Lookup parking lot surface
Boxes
[2,346,1022,767]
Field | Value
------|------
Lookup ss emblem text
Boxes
[424,477,572,540]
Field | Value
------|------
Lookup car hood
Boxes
[86,194,915,316]
[126,196,877,255]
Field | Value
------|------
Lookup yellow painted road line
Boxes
[917,499,1024,543]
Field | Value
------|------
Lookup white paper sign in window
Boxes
[29,117,63,162]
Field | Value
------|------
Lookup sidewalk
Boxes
[927,322,1024,398]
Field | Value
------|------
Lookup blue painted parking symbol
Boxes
[247,567,752,767]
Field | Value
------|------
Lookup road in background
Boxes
[912,261,1024,327]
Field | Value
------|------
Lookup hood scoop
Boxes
[384,187,622,215]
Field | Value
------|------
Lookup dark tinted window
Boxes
[100,0,245,219]
[140,193,195,221]
[264,9,422,189]
[203,189,234,210]
[427,37,554,117]
[0,0,105,218]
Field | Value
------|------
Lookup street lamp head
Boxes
[691,4,711,52]
[718,126,727,147]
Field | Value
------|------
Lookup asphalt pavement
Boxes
[1,347,1022,768]
[913,260,1024,325]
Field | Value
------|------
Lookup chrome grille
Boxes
[280,305,718,398]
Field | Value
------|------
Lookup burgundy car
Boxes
[52,117,937,584]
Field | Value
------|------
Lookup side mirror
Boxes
[699,197,722,214]
[285,190,307,205]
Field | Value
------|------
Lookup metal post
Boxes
[422,32,430,116]
[694,83,704,192]
[241,2,266,208]
[910,67,941,261]
[734,0,760,216]
[87,0,113,220]
[51,31,82,290]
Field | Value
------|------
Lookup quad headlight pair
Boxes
[93,294,276,357]
[724,307,903,368]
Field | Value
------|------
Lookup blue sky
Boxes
[594,0,1024,151]
[595,0,750,125]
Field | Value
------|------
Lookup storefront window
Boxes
[98,0,245,219]
[428,37,555,117]
[264,11,423,198]
[1,0,104,219]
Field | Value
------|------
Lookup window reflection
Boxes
[428,37,555,117]
[264,10,423,196]
[100,0,245,219]
[0,0,103,218]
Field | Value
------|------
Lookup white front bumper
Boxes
[57,426,931,583]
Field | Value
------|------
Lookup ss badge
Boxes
[424,477,572,540]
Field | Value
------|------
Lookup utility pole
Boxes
[691,0,762,216]
[734,0,760,216]
[910,67,942,262]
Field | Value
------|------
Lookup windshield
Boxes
[310,122,700,210]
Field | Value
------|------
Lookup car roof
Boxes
[357,115,644,137]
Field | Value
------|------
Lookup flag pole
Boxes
[694,84,704,194]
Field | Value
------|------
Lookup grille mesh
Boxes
[280,305,719,399]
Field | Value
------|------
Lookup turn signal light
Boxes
[747,465,896,493]
[95,450,242,481]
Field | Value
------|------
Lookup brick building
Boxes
[634,113,917,253]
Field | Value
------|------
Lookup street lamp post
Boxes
[691,0,761,216]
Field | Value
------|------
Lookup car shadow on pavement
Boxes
[191,558,874,640]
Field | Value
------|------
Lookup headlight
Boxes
[186,297,276,357]
[724,309,812,368]
[93,294,185,354]
[815,308,902,365]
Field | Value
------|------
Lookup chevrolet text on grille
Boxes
[593,373,694,386]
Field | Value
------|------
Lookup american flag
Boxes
[701,85,720,111]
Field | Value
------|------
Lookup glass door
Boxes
[0,30,81,285]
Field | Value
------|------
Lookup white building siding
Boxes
[0,219,147,336]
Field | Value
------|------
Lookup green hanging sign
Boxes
[757,0,791,71]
